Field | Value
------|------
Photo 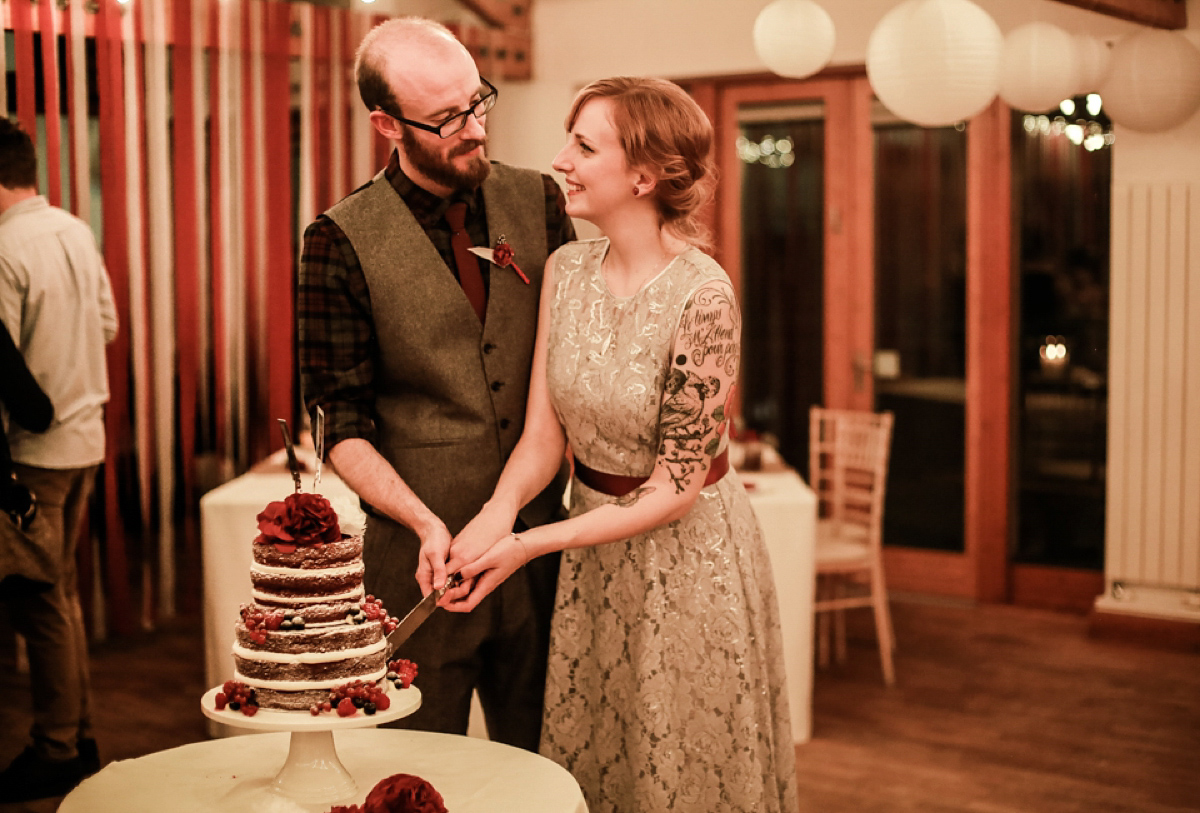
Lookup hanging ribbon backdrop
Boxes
[3,0,388,637]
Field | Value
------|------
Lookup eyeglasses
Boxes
[377,78,498,139]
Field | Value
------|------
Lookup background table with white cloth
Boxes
[737,466,817,744]
[201,461,817,743]
[60,729,587,813]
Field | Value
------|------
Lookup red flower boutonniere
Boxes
[491,236,530,284]
[467,235,531,284]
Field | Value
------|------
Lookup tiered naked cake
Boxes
[217,491,416,715]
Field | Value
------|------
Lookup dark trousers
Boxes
[2,464,97,761]
[363,518,559,751]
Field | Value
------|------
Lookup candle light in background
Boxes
[1038,335,1069,379]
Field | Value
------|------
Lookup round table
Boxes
[59,728,588,813]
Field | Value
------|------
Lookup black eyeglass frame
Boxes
[377,78,498,139]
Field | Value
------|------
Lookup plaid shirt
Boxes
[298,152,576,449]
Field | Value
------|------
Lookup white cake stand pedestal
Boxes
[201,685,421,811]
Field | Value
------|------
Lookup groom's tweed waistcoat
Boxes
[326,162,560,538]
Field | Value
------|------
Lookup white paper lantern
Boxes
[1101,29,1200,133]
[1072,33,1112,95]
[866,0,1002,127]
[999,23,1080,113]
[753,0,836,80]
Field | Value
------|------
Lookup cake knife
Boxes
[385,573,463,657]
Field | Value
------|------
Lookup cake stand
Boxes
[201,684,421,811]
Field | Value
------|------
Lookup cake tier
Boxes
[252,592,364,625]
[232,621,388,710]
[234,618,382,654]
[250,559,365,598]
[252,534,363,568]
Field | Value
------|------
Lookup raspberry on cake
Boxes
[226,491,401,710]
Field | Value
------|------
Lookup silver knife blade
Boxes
[385,573,462,657]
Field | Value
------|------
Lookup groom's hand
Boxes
[414,519,453,596]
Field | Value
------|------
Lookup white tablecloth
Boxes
[201,466,816,743]
[60,729,587,813]
[739,467,817,744]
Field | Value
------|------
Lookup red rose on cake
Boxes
[256,492,341,553]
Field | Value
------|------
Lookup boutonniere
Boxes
[468,235,531,284]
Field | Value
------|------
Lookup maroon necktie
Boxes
[445,202,486,323]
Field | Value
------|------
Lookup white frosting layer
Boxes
[232,637,385,664]
[251,585,365,605]
[233,665,387,691]
[250,561,363,579]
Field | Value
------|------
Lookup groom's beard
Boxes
[402,126,491,192]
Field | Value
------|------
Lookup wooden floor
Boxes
[1,596,1197,813]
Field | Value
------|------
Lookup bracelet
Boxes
[510,532,531,566]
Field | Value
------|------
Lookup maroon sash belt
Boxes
[573,450,730,497]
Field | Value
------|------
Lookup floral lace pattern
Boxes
[541,239,799,813]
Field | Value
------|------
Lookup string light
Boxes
[1023,94,1112,152]
[737,135,796,168]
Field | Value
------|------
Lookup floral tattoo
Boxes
[657,286,741,493]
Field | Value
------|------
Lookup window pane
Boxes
[1012,102,1111,570]
[738,104,825,471]
[873,104,967,553]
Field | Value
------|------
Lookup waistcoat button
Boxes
[491,381,504,391]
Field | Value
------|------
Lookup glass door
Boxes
[871,102,969,555]
[1011,99,1112,573]
[737,102,825,470]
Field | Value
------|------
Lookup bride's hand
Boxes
[446,504,516,575]
[441,533,530,612]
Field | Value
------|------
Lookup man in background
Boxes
[298,18,574,750]
[0,118,118,802]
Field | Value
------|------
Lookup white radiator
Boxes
[1099,181,1200,622]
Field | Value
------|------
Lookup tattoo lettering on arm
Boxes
[676,286,741,377]
[615,484,657,507]
[656,283,743,494]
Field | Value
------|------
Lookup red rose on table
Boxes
[256,492,341,553]
[363,774,447,813]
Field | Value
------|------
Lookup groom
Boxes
[298,17,574,750]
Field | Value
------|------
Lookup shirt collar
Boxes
[0,195,49,229]
[383,151,483,230]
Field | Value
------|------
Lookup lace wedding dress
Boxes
[540,238,799,813]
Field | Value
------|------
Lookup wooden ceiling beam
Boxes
[1048,0,1187,29]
